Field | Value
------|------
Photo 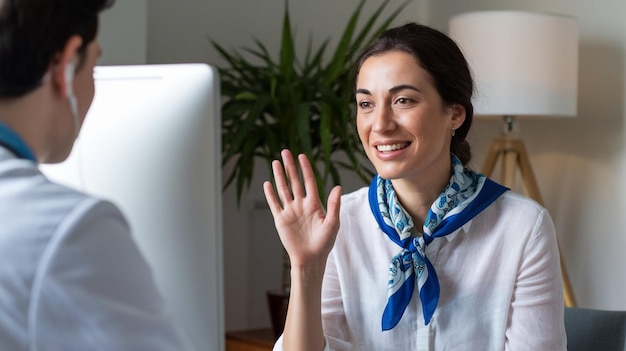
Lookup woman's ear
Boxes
[449,103,466,131]
[50,35,82,98]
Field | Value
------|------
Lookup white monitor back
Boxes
[40,64,224,351]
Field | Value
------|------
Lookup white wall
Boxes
[99,0,147,65]
[102,0,626,332]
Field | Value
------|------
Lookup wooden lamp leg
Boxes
[482,137,576,307]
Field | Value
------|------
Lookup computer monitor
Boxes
[40,63,224,351]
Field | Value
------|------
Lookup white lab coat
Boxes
[0,147,192,351]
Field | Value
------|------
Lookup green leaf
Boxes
[319,102,332,164]
[222,96,271,164]
[324,0,366,83]
[279,0,296,82]
[294,102,313,156]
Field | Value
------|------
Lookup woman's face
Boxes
[355,50,465,182]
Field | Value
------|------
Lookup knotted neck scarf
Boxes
[368,154,508,331]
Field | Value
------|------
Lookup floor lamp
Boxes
[449,11,578,307]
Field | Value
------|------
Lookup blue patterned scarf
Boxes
[368,155,508,330]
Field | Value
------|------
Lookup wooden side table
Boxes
[225,328,275,351]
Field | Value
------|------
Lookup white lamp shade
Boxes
[449,11,578,117]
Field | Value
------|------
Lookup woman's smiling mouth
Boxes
[376,142,410,152]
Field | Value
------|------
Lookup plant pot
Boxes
[266,289,290,340]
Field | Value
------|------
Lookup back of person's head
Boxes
[355,22,474,166]
[0,0,115,99]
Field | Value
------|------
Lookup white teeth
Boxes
[376,143,409,152]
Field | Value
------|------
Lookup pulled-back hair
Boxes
[354,22,474,166]
[0,0,115,98]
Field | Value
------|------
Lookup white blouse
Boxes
[274,186,566,351]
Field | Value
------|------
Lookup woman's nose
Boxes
[371,105,396,133]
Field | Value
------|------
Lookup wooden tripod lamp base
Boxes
[482,137,577,307]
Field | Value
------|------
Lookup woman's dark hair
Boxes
[0,0,115,98]
[354,22,474,166]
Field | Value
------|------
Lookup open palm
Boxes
[263,150,341,269]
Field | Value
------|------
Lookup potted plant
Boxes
[213,0,408,337]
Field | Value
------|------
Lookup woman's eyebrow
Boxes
[389,84,421,93]
[355,85,422,95]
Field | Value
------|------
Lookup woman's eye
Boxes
[396,97,410,104]
[358,101,372,109]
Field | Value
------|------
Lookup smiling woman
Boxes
[355,50,465,213]
[264,22,567,351]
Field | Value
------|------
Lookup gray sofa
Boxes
[565,307,626,351]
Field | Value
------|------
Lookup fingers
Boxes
[265,150,309,209]
[325,185,342,228]
[265,150,335,210]
[284,150,304,199]
[272,151,294,205]
[298,153,319,201]
[263,180,281,217]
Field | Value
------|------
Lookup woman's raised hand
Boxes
[263,149,342,269]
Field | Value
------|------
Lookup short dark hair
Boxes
[354,22,474,166]
[0,0,115,98]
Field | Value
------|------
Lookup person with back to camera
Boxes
[0,1,193,350]
[264,22,566,350]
